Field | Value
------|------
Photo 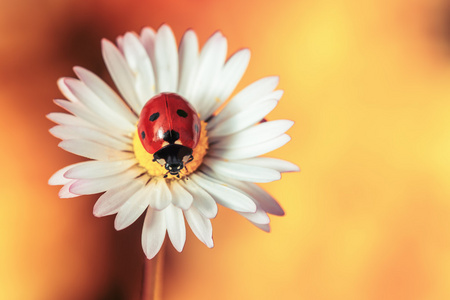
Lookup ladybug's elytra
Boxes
[137,93,201,177]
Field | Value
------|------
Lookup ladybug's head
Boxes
[165,162,184,175]
[153,144,194,178]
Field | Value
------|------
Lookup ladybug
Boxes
[137,93,201,178]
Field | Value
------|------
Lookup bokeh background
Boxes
[1,0,450,299]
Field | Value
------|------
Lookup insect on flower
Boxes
[138,93,200,178]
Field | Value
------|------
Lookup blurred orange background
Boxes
[1,0,450,299]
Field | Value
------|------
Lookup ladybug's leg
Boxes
[184,155,194,173]
[163,170,170,178]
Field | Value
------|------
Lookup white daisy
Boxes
[48,24,298,259]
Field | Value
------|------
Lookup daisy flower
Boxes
[48,24,298,259]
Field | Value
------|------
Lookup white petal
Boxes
[54,99,129,135]
[64,159,137,179]
[224,180,271,223]
[202,157,281,183]
[59,78,134,132]
[102,39,141,114]
[241,183,285,216]
[207,77,281,129]
[184,206,214,248]
[189,32,227,115]
[59,180,80,198]
[239,207,270,224]
[236,157,300,173]
[47,112,94,128]
[180,179,217,219]
[57,77,78,103]
[49,115,132,145]
[203,48,251,118]
[208,99,278,137]
[69,167,143,195]
[154,24,178,92]
[148,178,173,210]
[49,163,83,185]
[201,170,282,217]
[216,48,251,101]
[93,179,144,217]
[169,180,193,210]
[59,139,135,161]
[190,173,256,213]
[209,120,294,149]
[177,29,199,99]
[50,125,132,151]
[116,35,124,52]
[115,186,150,230]
[208,134,291,160]
[164,204,186,252]
[142,208,166,259]
[73,66,137,124]
[123,32,156,105]
[250,222,271,232]
[140,27,156,69]
[220,75,279,114]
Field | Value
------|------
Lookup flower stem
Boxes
[141,243,165,300]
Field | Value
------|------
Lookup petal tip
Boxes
[140,26,156,36]
[92,204,104,218]
[46,113,57,123]
[270,206,285,217]
[57,140,66,149]
[101,38,115,51]
[248,202,258,213]
[174,244,185,253]
[114,219,126,231]
[158,23,173,33]
[238,47,251,57]
[56,77,66,89]
[72,66,87,76]
[291,165,300,172]
[58,188,79,199]
[48,176,59,186]
[206,239,214,248]
[183,28,196,35]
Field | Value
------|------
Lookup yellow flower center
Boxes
[132,121,208,180]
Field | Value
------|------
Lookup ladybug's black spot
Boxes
[149,112,160,121]
[177,109,188,118]
[163,129,180,144]
[194,123,199,133]
[141,131,146,139]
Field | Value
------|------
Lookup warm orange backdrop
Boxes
[1,0,450,299]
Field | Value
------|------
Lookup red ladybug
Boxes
[137,93,201,177]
